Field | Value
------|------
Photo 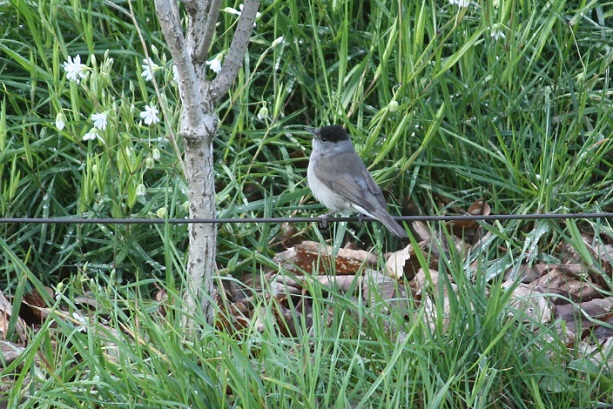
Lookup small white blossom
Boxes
[257,105,269,120]
[172,65,179,83]
[224,4,261,19]
[449,0,470,7]
[145,156,155,169]
[141,58,161,81]
[206,54,223,74]
[55,112,66,130]
[140,105,160,125]
[388,100,399,112]
[152,148,161,161]
[83,128,98,141]
[91,112,108,130]
[136,183,147,196]
[63,55,89,83]
[223,6,242,16]
[156,207,167,218]
[490,24,506,41]
[72,312,88,333]
[272,36,284,47]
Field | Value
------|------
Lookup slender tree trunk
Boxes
[154,0,259,327]
[182,116,217,323]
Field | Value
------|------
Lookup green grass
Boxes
[1,0,613,407]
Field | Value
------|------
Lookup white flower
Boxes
[206,54,223,74]
[140,105,160,125]
[257,105,269,120]
[136,184,147,196]
[72,312,88,333]
[141,58,161,81]
[272,36,284,47]
[172,65,179,83]
[145,157,155,169]
[63,55,89,83]
[55,112,66,130]
[83,128,98,141]
[224,4,261,19]
[91,111,108,130]
[449,0,470,7]
[388,100,399,112]
[156,207,167,218]
[223,6,242,16]
[223,4,261,26]
[490,24,506,41]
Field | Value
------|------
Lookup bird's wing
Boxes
[314,151,387,211]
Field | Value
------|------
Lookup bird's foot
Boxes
[318,211,335,228]
[357,213,365,225]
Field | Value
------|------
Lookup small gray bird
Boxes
[306,125,408,238]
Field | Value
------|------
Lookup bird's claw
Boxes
[357,213,364,225]
[317,211,334,229]
[318,214,329,228]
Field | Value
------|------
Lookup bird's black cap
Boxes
[305,125,350,142]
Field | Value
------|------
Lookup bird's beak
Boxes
[305,127,318,137]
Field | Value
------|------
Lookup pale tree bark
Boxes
[153,0,260,325]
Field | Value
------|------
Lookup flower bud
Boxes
[136,183,146,196]
[156,207,167,218]
[257,106,269,120]
[145,156,155,169]
[55,112,66,130]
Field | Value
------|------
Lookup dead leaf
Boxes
[532,267,602,304]
[503,282,553,324]
[274,240,378,275]
[0,340,25,367]
[411,221,431,242]
[576,337,613,373]
[414,269,456,316]
[0,291,27,344]
[362,269,408,310]
[553,297,613,343]
[448,199,490,244]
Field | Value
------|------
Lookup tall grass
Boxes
[1,0,613,407]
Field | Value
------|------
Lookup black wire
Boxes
[0,212,612,224]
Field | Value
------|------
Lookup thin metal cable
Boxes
[0,212,612,225]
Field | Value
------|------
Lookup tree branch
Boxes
[209,0,260,102]
[186,0,212,64]
[170,0,181,25]
[154,0,204,131]
[197,0,223,61]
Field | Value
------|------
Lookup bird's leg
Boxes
[318,211,335,228]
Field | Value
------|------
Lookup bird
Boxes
[306,125,408,238]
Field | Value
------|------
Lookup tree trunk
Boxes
[182,116,217,324]
[154,0,259,327]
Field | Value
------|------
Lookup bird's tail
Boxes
[372,209,408,238]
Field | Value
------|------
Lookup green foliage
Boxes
[1,0,613,407]
[1,0,612,282]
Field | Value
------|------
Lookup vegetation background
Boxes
[1,0,612,407]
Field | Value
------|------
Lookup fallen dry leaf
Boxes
[0,291,27,345]
[0,340,25,367]
[531,267,602,304]
[385,240,433,280]
[576,337,613,373]
[503,282,553,324]
[274,240,378,275]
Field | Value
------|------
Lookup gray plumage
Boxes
[306,125,408,238]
